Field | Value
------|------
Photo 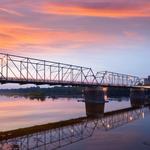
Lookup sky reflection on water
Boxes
[0,96,86,131]
[0,96,132,131]
[0,96,150,150]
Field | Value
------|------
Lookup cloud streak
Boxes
[0,20,121,53]
[42,1,150,18]
[0,0,149,55]
[0,7,23,16]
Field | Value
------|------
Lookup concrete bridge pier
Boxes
[85,102,104,117]
[84,87,106,117]
[84,87,106,103]
[130,88,150,107]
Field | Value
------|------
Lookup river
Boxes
[0,96,150,150]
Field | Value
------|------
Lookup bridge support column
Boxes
[85,102,104,117]
[84,87,105,103]
[130,88,150,107]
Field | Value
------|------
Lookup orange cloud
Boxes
[0,20,120,53]
[43,3,150,18]
[0,20,146,55]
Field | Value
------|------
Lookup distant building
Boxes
[144,76,150,85]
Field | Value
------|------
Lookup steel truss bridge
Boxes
[0,53,143,87]
[0,106,149,150]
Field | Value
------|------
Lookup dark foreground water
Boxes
[0,96,150,150]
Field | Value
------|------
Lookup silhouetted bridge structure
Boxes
[0,53,144,88]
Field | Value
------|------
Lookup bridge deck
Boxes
[0,77,143,89]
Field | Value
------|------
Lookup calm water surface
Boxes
[0,96,130,131]
[0,96,85,131]
[0,96,150,150]
[61,109,150,150]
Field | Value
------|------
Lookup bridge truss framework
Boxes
[0,53,143,87]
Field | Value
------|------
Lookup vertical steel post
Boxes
[6,54,8,80]
[0,57,3,78]
[44,60,46,81]
[27,58,29,80]
[36,63,38,80]
[70,66,73,82]
[58,63,60,81]
[122,75,124,86]
[20,61,22,79]
[111,73,113,85]
[71,68,73,82]
[61,67,63,81]
[81,67,83,83]
[50,65,51,81]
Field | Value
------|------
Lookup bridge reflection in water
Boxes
[0,99,150,150]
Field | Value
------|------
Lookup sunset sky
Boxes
[0,0,150,78]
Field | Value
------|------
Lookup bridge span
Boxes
[0,53,143,88]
